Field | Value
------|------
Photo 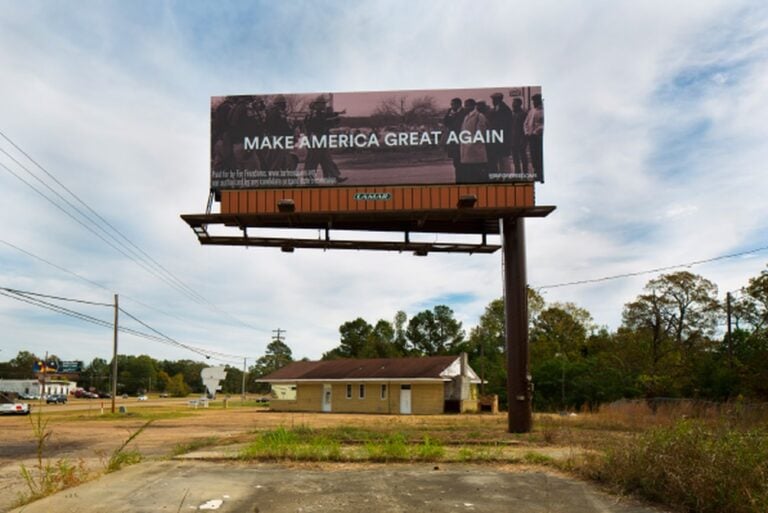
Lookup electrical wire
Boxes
[534,244,768,290]
[0,159,200,299]
[0,287,112,307]
[0,238,217,325]
[0,286,247,362]
[0,131,261,331]
[0,135,206,303]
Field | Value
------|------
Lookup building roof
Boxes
[258,355,474,382]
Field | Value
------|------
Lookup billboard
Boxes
[210,86,543,191]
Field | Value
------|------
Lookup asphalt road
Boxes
[27,396,200,413]
[9,460,669,513]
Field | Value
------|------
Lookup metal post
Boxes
[560,354,566,412]
[501,217,531,433]
[726,292,733,369]
[111,294,118,414]
[241,357,247,403]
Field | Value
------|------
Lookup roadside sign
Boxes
[33,360,58,373]
[58,361,83,373]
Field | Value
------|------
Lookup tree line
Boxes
[2,265,766,409]
[318,266,768,410]
[0,338,295,398]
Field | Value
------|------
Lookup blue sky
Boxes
[1,0,767,365]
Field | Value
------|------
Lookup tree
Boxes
[259,339,294,373]
[159,359,206,394]
[464,298,507,405]
[5,351,40,379]
[393,310,409,355]
[323,318,373,359]
[250,338,295,393]
[621,271,720,398]
[323,318,403,359]
[83,357,110,391]
[530,304,593,411]
[742,266,768,331]
[405,305,464,355]
[158,371,190,397]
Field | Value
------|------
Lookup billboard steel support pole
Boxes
[501,217,531,433]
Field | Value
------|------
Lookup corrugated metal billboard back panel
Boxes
[220,184,534,214]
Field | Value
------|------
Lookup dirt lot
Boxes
[0,400,522,512]
[1,400,661,513]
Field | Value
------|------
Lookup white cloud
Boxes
[1,0,767,362]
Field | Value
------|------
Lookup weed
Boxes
[171,436,220,456]
[16,407,90,506]
[456,445,503,462]
[415,436,445,461]
[363,433,409,462]
[106,420,153,473]
[579,419,768,513]
[522,451,554,465]
[240,427,343,461]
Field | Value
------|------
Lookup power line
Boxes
[0,238,207,326]
[534,244,768,290]
[0,135,204,302]
[0,287,112,307]
[0,286,248,362]
[0,132,262,331]
[0,158,200,300]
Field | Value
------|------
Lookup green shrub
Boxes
[584,419,768,513]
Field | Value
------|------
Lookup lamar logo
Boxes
[353,193,392,201]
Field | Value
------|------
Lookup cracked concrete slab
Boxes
[9,461,668,513]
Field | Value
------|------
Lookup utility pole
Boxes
[272,328,286,342]
[726,292,733,369]
[241,357,247,402]
[111,294,118,414]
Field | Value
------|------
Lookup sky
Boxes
[1,0,767,367]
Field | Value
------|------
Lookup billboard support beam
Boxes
[502,217,531,433]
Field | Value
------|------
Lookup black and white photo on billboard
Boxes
[210,86,543,190]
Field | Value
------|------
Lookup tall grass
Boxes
[240,427,342,461]
[592,398,768,431]
[16,408,90,507]
[240,427,448,462]
[106,420,153,473]
[578,419,768,513]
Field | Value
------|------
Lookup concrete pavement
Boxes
[10,460,668,513]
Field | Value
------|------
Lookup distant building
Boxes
[0,379,77,396]
[258,354,481,414]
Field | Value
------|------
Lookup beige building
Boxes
[258,354,481,414]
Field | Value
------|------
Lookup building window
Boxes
[346,384,352,399]
[380,384,387,400]
[359,384,365,399]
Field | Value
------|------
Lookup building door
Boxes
[399,385,412,414]
[322,384,332,412]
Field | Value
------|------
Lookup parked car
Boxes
[137,395,148,401]
[46,394,68,404]
[98,392,112,399]
[0,393,31,415]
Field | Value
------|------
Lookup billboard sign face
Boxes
[210,86,543,191]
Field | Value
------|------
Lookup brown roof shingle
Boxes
[259,355,459,381]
